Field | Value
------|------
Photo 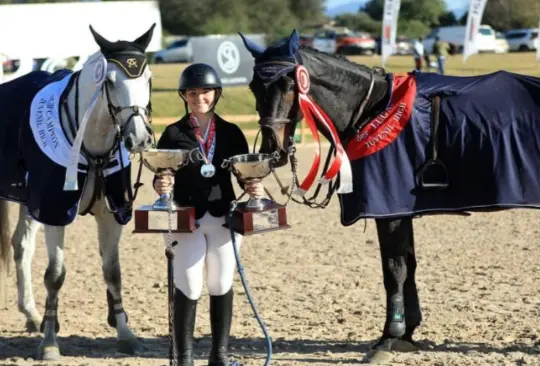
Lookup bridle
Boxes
[253,57,379,209]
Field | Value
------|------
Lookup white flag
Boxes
[463,0,489,64]
[381,0,401,67]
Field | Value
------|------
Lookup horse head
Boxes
[239,29,390,168]
[86,24,156,154]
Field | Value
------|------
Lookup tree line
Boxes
[4,0,540,41]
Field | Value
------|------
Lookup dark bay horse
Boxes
[238,29,540,362]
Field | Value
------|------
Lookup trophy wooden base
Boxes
[224,202,290,236]
[133,205,196,233]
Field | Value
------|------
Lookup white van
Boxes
[423,25,497,54]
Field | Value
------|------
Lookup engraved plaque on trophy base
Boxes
[133,205,196,233]
[224,202,290,236]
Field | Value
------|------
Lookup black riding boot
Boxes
[174,288,198,366]
[208,289,234,366]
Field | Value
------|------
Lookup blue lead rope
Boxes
[228,200,273,366]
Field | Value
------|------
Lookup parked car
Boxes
[504,28,538,52]
[153,38,193,64]
[423,25,497,54]
[494,32,510,53]
[395,35,413,55]
[311,27,376,55]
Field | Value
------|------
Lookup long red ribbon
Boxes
[296,93,350,195]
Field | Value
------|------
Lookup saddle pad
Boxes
[339,71,540,225]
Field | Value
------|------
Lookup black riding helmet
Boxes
[178,63,223,114]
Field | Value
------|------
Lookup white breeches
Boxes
[168,212,242,300]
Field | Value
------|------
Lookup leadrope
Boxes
[227,195,273,366]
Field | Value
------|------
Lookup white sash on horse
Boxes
[29,74,130,176]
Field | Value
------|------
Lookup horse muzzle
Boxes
[258,117,291,167]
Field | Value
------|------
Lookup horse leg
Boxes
[36,225,66,361]
[402,226,422,342]
[94,207,141,354]
[365,217,418,363]
[12,205,42,332]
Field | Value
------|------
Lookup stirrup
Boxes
[418,159,449,190]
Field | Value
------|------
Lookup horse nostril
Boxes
[124,138,133,150]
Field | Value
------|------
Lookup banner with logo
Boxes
[190,34,265,86]
[381,0,401,67]
[463,0,489,63]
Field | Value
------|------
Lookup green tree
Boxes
[482,0,540,31]
[438,11,458,27]
[362,0,447,28]
[333,12,380,34]
[288,0,326,25]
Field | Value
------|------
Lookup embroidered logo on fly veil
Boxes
[126,58,138,68]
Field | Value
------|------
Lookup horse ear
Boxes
[133,23,156,51]
[238,32,265,59]
[89,25,113,51]
[288,29,300,55]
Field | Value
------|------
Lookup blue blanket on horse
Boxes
[339,70,540,225]
[0,70,133,226]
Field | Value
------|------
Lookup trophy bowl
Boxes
[142,149,191,210]
[225,153,275,211]
[227,153,274,182]
[221,152,290,235]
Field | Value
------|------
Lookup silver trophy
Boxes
[224,153,274,210]
[222,153,290,235]
[141,149,191,210]
[134,148,197,234]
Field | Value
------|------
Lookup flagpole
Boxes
[381,0,401,68]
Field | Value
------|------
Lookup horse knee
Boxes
[44,264,66,292]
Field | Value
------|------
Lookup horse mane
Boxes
[298,46,387,77]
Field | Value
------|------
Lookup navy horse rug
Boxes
[0,70,132,226]
[339,70,540,225]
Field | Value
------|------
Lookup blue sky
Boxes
[326,0,470,14]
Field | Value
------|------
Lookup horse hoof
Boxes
[36,346,61,361]
[362,349,393,364]
[389,339,416,352]
[25,318,41,333]
[117,338,142,355]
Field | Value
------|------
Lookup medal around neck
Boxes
[201,163,216,178]
[221,153,290,236]
[133,148,197,234]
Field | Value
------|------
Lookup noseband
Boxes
[103,81,153,143]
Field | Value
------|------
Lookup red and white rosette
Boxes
[293,65,353,196]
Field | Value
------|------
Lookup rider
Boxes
[153,63,264,366]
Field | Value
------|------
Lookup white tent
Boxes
[0,1,163,60]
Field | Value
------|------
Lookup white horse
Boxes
[0,24,155,360]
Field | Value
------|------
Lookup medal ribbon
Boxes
[189,114,216,164]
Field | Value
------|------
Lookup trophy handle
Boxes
[189,148,204,163]
[221,158,231,170]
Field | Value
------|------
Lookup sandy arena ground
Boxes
[1,145,539,366]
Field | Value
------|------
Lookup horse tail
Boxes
[0,199,10,307]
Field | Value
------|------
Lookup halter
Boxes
[253,57,377,209]
[60,52,153,215]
